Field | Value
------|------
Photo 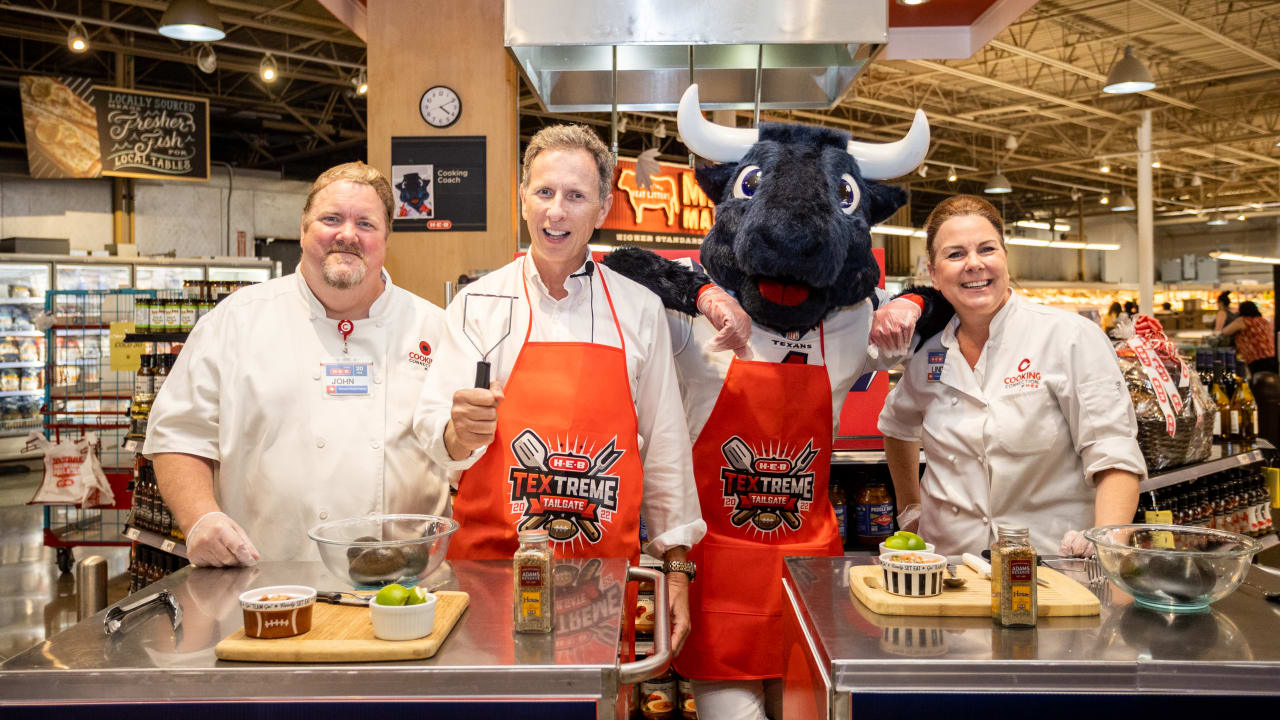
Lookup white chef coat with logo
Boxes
[878,291,1146,556]
[413,255,705,558]
[143,270,449,562]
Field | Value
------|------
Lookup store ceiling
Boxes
[0,0,1277,233]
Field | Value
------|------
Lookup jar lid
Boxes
[996,525,1029,538]
[518,529,549,543]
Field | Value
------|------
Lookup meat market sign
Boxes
[599,158,715,248]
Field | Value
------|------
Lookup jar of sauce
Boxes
[853,479,895,548]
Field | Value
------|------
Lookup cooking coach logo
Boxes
[720,436,819,533]
[507,429,623,544]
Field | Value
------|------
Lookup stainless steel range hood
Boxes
[504,0,886,112]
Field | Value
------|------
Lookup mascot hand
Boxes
[697,285,753,360]
[870,298,922,353]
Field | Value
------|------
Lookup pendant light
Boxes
[947,166,957,183]
[67,21,89,53]
[984,169,1012,194]
[1103,45,1155,94]
[1112,190,1136,211]
[158,0,226,41]
[352,69,368,96]
[259,54,279,83]
[1206,210,1228,226]
[195,43,217,74]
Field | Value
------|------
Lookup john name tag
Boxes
[322,357,372,397]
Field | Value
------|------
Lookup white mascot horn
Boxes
[676,84,930,181]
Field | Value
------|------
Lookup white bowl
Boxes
[370,592,437,641]
[239,585,316,639]
[878,551,947,597]
[878,540,936,557]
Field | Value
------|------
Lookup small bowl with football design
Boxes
[239,585,316,639]
[878,551,946,598]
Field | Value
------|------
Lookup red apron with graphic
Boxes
[449,260,644,564]
[674,326,840,681]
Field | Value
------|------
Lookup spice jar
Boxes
[513,529,553,633]
[640,669,677,719]
[990,525,1037,628]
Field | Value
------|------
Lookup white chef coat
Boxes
[878,291,1147,556]
[414,255,706,558]
[669,290,905,439]
[143,270,450,562]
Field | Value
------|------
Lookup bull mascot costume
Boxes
[601,85,949,717]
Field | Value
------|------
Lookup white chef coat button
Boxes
[374,376,383,384]
[950,397,958,406]
[982,516,990,524]
[952,506,960,515]
[947,454,956,463]
[313,373,320,381]
[376,321,384,328]
[371,440,381,450]
[317,438,326,448]
[319,511,329,520]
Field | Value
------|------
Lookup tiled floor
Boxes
[0,463,131,662]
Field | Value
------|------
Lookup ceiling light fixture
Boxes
[1103,45,1156,94]
[1237,214,1247,222]
[896,0,930,5]
[1151,154,1161,169]
[195,43,217,74]
[159,0,225,41]
[1100,192,1110,205]
[653,122,667,139]
[1209,251,1280,265]
[259,54,278,82]
[1191,174,1202,187]
[67,21,88,53]
[352,69,368,95]
[984,169,1012,194]
[947,166,957,183]
[917,164,928,178]
[1112,191,1136,211]
[1005,134,1019,151]
[1099,160,1111,173]
[1206,210,1228,226]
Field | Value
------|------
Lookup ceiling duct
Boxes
[504,0,885,112]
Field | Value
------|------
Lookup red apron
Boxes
[449,258,644,565]
[674,325,841,681]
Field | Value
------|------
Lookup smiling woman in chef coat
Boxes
[878,195,1145,557]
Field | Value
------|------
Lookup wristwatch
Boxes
[662,559,697,581]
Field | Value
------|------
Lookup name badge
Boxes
[322,357,372,397]
[926,350,946,383]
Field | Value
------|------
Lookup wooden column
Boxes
[367,0,518,306]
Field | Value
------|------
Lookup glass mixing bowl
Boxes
[1085,524,1262,613]
[308,514,459,589]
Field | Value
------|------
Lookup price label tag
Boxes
[124,527,140,541]
[122,439,139,453]
[160,539,176,552]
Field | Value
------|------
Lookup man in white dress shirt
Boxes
[144,162,448,566]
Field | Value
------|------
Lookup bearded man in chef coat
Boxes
[144,161,449,566]
[415,124,730,655]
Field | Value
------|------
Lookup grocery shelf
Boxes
[123,332,189,343]
[0,389,44,398]
[1140,439,1273,493]
[0,297,44,304]
[0,330,45,337]
[123,524,188,559]
[0,361,45,368]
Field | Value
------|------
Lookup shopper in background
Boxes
[879,194,1145,557]
[1214,290,1236,333]
[414,125,706,654]
[1221,301,1278,374]
[144,161,449,566]
[1101,301,1123,336]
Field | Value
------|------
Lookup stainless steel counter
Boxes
[782,555,1280,718]
[1,559,641,718]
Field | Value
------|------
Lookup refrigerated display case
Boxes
[0,254,274,459]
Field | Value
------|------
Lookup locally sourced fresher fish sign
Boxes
[718,435,819,533]
[507,429,624,544]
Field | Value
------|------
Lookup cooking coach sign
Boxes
[93,86,209,181]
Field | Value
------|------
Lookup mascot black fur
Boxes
[602,90,950,342]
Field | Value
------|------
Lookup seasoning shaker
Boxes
[513,529,554,633]
[990,525,1037,628]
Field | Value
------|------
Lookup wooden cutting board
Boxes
[848,564,1099,617]
[215,591,469,662]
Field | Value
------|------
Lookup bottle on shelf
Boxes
[1233,357,1257,448]
[1210,351,1233,444]
[829,481,848,548]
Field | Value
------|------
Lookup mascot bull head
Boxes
[676,85,929,334]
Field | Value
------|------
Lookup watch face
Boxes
[420,85,461,128]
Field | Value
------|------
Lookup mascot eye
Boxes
[838,173,861,215]
[732,166,762,199]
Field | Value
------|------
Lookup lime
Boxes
[405,586,429,606]
[374,583,409,606]
[884,535,911,550]
[904,536,927,551]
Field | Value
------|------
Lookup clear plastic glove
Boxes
[186,511,260,567]
[869,298,922,354]
[896,503,921,534]
[696,285,753,360]
[1058,529,1095,558]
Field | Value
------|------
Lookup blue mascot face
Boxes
[695,124,906,335]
